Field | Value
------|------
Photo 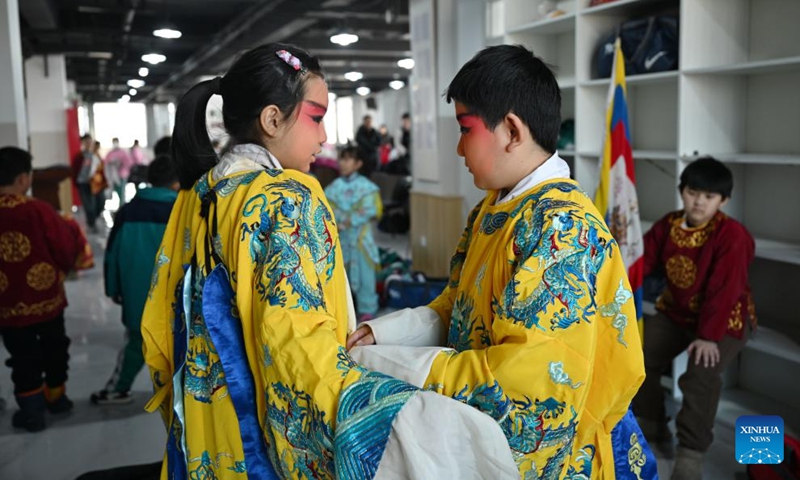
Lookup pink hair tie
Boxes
[276,50,307,74]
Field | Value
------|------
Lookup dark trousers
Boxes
[0,312,70,394]
[77,182,104,228]
[632,313,748,452]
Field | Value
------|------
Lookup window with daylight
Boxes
[92,102,148,148]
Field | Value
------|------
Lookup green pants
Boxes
[105,328,144,393]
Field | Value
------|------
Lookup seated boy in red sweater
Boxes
[633,157,756,479]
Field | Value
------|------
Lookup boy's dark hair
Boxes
[172,43,323,189]
[81,134,92,141]
[338,146,361,161]
[153,136,172,157]
[401,112,410,120]
[0,146,33,186]
[679,156,733,199]
[147,155,179,188]
[446,44,561,154]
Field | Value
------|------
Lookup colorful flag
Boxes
[594,38,645,341]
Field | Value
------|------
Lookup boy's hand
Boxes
[347,325,375,350]
[687,339,720,368]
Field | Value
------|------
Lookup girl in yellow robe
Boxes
[142,43,519,480]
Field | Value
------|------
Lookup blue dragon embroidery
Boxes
[447,293,491,351]
[185,268,227,403]
[452,382,577,460]
[263,382,335,478]
[240,178,337,311]
[495,198,615,333]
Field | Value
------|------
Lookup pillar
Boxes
[24,54,70,167]
[0,0,28,149]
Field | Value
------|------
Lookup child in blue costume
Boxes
[325,147,382,321]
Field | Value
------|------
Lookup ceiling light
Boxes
[138,67,149,77]
[356,86,371,96]
[397,58,415,70]
[127,79,145,89]
[153,28,182,39]
[129,88,137,96]
[119,95,131,103]
[87,51,113,59]
[142,53,166,65]
[389,80,405,90]
[344,71,363,82]
[330,32,359,46]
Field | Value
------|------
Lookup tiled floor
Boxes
[0,226,757,479]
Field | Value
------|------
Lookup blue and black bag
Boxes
[595,15,679,78]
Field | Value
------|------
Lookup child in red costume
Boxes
[634,157,756,479]
[0,146,80,432]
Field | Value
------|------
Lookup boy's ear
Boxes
[720,196,730,208]
[15,172,30,186]
[503,113,528,152]
[259,105,283,138]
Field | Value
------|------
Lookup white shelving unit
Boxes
[488,0,800,400]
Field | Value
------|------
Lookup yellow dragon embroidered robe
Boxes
[363,179,649,479]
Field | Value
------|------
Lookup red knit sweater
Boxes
[643,210,757,341]
[0,194,79,327]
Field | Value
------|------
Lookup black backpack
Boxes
[595,15,679,78]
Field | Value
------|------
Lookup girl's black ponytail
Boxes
[172,77,221,189]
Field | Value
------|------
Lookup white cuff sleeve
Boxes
[349,345,450,388]
[362,306,445,347]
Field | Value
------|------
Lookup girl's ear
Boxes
[259,105,283,138]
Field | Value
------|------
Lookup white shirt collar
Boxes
[495,151,571,205]
[211,143,282,181]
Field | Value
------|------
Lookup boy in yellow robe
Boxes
[349,45,654,478]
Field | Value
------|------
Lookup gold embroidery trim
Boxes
[0,270,7,294]
[0,231,31,262]
[688,294,704,313]
[628,432,646,480]
[0,293,65,320]
[0,195,28,208]
[668,213,723,249]
[27,262,56,291]
[655,289,673,312]
[728,302,744,332]
[665,255,697,289]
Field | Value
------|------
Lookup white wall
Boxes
[147,103,173,146]
[405,0,486,212]
[25,55,69,167]
[455,0,488,214]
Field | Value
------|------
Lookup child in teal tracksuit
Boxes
[325,147,383,321]
[91,156,178,404]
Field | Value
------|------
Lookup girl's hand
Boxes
[346,325,375,350]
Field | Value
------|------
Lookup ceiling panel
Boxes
[20,0,411,102]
